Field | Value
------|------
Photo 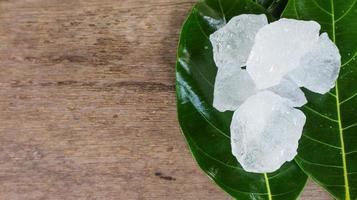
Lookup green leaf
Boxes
[282,0,357,199]
[255,0,289,17]
[176,0,307,199]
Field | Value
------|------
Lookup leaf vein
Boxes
[178,82,230,139]
[312,0,333,15]
[296,155,343,169]
[303,134,341,149]
[293,0,300,19]
[346,149,357,155]
[328,91,336,98]
[303,106,338,122]
[341,51,357,68]
[264,173,273,200]
[191,60,215,87]
[193,9,210,40]
[218,0,227,23]
[331,0,351,197]
[335,0,357,23]
[343,123,357,131]
[271,188,300,197]
[340,91,357,105]
[215,177,269,195]
[185,130,243,170]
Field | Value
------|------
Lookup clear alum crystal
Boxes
[247,18,321,89]
[213,70,306,111]
[289,33,341,94]
[230,91,306,173]
[210,14,268,69]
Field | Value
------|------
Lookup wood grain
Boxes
[0,0,332,199]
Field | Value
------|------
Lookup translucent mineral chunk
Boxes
[210,14,268,68]
[213,67,257,112]
[247,18,321,89]
[213,70,306,111]
[230,91,306,173]
[289,33,341,94]
[269,77,307,107]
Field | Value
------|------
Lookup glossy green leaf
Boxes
[255,0,289,17]
[282,0,357,199]
[176,0,307,199]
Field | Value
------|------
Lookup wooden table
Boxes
[0,0,332,199]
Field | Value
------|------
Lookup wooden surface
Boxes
[0,0,332,199]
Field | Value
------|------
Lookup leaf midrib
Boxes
[330,0,351,199]
[264,173,273,200]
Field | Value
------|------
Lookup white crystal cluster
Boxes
[209,14,341,173]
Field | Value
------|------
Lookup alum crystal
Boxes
[289,33,341,94]
[247,19,321,89]
[210,14,268,68]
[209,14,341,173]
[213,70,306,111]
[230,91,306,173]
[213,68,257,112]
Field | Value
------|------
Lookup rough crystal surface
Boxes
[213,70,307,112]
[213,68,257,112]
[213,70,306,111]
[289,33,341,94]
[230,91,306,173]
[269,77,307,107]
[210,14,268,68]
[247,18,321,89]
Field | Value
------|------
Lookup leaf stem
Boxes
[264,173,273,200]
